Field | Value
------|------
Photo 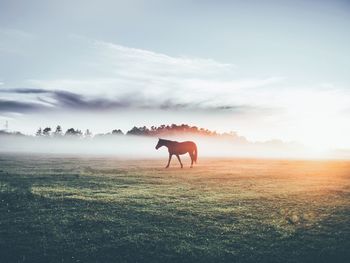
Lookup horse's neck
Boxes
[164,140,176,148]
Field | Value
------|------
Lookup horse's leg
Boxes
[176,155,183,168]
[166,154,172,168]
[189,152,194,168]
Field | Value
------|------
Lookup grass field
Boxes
[0,154,349,263]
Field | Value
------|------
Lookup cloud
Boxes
[0,37,286,115]
[51,90,130,110]
[0,87,264,113]
[0,88,128,111]
[0,99,45,113]
[93,40,235,78]
[5,37,283,115]
[1,88,48,94]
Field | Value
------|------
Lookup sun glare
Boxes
[291,91,345,153]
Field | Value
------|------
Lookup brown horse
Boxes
[155,138,197,168]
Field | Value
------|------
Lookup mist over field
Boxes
[0,133,319,159]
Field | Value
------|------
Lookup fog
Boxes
[0,134,340,160]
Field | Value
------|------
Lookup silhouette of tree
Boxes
[84,129,92,138]
[43,127,51,136]
[36,128,42,136]
[65,128,74,136]
[54,125,63,137]
[127,126,150,136]
[65,128,82,136]
[124,123,220,137]
[112,129,123,135]
[33,123,242,141]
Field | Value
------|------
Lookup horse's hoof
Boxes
[165,166,169,168]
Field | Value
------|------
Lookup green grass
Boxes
[0,154,349,262]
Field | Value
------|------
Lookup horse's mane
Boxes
[160,138,177,143]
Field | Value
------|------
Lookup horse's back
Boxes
[170,140,196,154]
[185,141,196,147]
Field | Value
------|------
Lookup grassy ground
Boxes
[0,154,349,263]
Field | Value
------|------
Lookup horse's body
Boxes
[155,138,197,168]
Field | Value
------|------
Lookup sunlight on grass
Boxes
[1,156,349,262]
[0,182,16,193]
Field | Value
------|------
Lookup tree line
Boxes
[33,124,245,140]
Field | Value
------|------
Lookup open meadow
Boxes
[0,154,349,263]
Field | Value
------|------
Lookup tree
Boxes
[36,128,42,136]
[54,125,63,137]
[126,126,142,135]
[84,129,92,137]
[65,128,75,136]
[112,129,123,135]
[126,126,149,136]
[65,128,82,136]
[43,127,51,136]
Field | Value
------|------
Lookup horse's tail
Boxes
[193,144,198,163]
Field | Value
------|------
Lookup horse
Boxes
[155,138,197,168]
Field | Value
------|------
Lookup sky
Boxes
[0,0,349,150]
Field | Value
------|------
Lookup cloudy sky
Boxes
[0,0,349,150]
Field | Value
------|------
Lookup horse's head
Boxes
[155,138,164,150]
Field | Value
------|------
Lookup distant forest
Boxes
[0,124,247,142]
